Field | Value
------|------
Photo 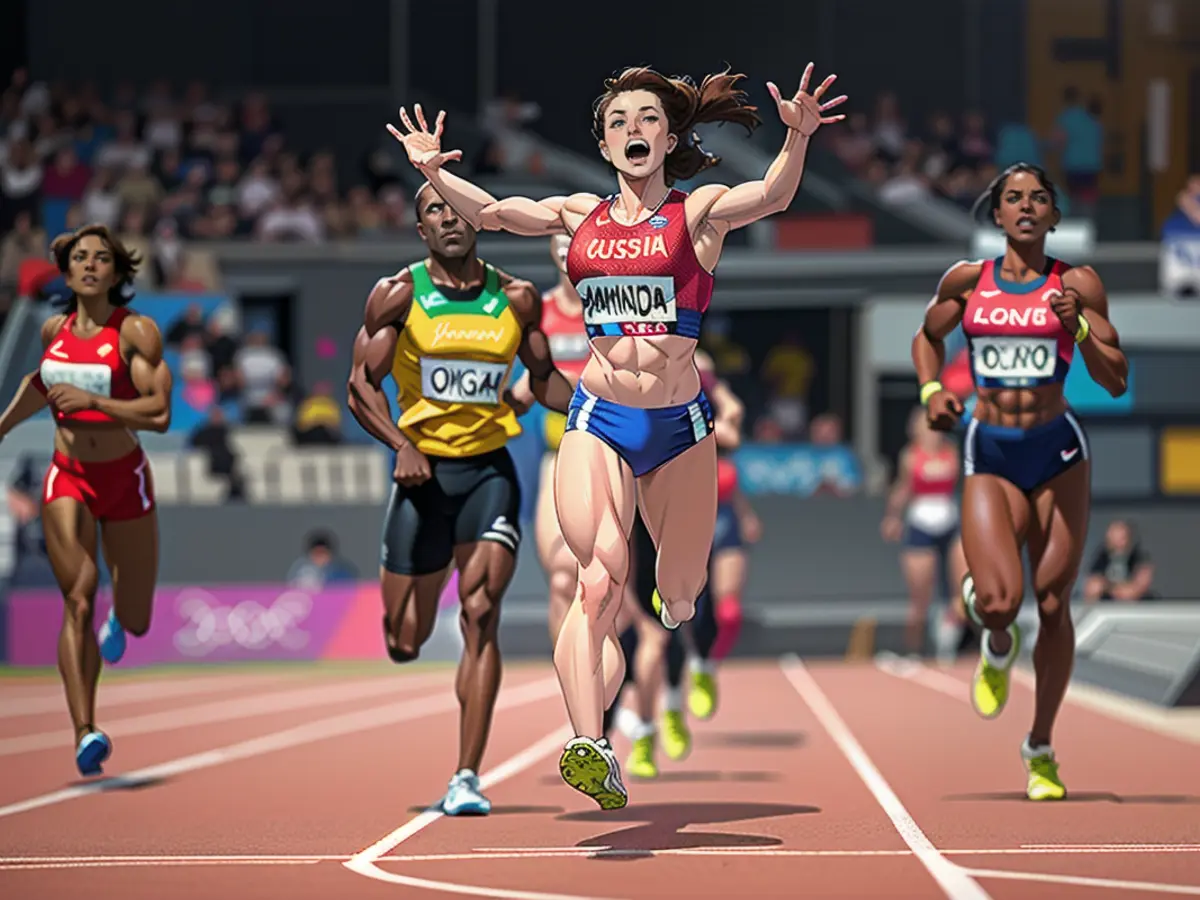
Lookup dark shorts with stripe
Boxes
[962,410,1089,493]
[380,447,522,576]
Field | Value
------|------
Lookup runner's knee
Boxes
[1034,582,1073,627]
[115,593,152,636]
[549,565,576,603]
[973,576,1022,629]
[63,592,95,629]
[459,588,501,637]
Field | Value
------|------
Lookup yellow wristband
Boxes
[919,380,943,405]
[1074,314,1090,345]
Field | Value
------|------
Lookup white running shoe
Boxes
[441,769,491,816]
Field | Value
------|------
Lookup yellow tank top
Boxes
[391,260,523,458]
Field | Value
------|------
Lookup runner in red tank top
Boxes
[509,235,600,648]
[912,164,1129,801]
[389,61,846,809]
[0,225,172,778]
[880,406,967,659]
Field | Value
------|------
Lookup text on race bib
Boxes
[971,336,1058,382]
[40,360,113,397]
[577,276,677,335]
[419,357,510,405]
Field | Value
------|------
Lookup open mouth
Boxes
[1017,215,1036,230]
[625,139,650,163]
[81,275,98,286]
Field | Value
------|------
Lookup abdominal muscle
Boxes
[579,334,701,408]
[973,384,1067,430]
[54,421,140,462]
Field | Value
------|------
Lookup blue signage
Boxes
[734,443,863,496]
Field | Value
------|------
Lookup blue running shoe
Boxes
[98,608,126,664]
[76,731,111,776]
[440,769,491,816]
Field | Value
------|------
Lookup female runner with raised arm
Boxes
[389,62,845,809]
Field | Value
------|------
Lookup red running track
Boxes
[1,657,1199,899]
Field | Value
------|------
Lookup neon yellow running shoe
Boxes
[651,588,680,630]
[1022,742,1067,801]
[625,734,658,779]
[971,623,1020,719]
[660,709,692,761]
[559,736,627,810]
[689,670,718,720]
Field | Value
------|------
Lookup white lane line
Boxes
[780,655,992,900]
[5,842,1200,869]
[964,866,1200,895]
[345,725,629,900]
[0,675,559,820]
[0,675,282,718]
[0,671,451,756]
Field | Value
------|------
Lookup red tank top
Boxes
[961,258,1076,390]
[540,288,589,379]
[34,308,140,424]
[566,189,713,340]
[909,446,958,496]
[717,457,739,503]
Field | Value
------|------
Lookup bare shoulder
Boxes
[563,193,604,216]
[561,193,604,233]
[119,313,165,363]
[1062,264,1104,295]
[686,183,729,212]
[40,314,67,347]
[937,259,985,301]
[365,268,415,331]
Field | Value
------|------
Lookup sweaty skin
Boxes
[387,67,846,751]
[911,168,1127,750]
[347,242,570,773]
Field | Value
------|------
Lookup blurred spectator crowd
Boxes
[0,68,416,302]
[833,87,1105,218]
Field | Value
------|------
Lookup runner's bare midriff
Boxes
[580,334,701,407]
[54,421,140,462]
[974,384,1067,430]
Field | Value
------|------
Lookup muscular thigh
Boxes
[637,435,717,566]
[101,511,159,631]
[381,478,454,577]
[455,450,523,558]
[1027,461,1090,595]
[41,499,100,600]
[554,430,636,569]
[961,474,1031,594]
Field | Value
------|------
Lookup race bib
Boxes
[419,357,509,405]
[972,336,1057,383]
[548,332,590,361]
[39,359,113,397]
[577,275,677,336]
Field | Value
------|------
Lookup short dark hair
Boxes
[306,530,335,552]
[969,162,1061,229]
[49,224,141,312]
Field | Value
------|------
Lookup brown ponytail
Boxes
[592,66,762,186]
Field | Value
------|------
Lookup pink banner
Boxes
[3,582,392,667]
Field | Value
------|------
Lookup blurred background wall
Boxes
[2,0,1199,664]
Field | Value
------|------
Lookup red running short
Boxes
[43,448,156,522]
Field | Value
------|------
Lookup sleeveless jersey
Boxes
[961,258,1076,390]
[909,446,957,496]
[906,445,959,533]
[391,261,523,458]
[34,308,140,425]
[566,189,713,340]
[541,289,589,380]
[540,288,588,453]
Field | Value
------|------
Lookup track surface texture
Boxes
[3,656,1200,899]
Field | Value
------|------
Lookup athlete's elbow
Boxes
[1106,377,1128,399]
[150,408,171,433]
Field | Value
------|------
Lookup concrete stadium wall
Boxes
[150,496,1200,603]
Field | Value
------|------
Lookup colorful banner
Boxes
[733,443,863,497]
[2,582,400,667]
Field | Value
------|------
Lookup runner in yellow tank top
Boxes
[347,182,572,817]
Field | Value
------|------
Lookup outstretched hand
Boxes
[386,104,464,171]
[766,63,847,137]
